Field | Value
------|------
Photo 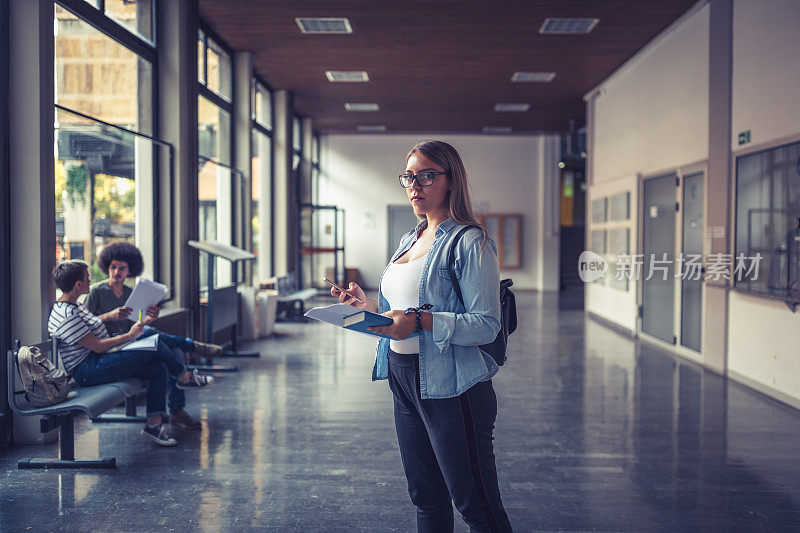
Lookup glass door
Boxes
[680,172,704,352]
[642,174,677,343]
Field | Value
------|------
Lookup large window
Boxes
[197,25,237,288]
[735,140,800,298]
[251,79,273,281]
[54,2,164,287]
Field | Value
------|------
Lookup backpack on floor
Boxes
[447,226,518,367]
[16,345,71,407]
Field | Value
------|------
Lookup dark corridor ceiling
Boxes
[199,0,699,134]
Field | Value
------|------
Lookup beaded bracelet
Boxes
[404,304,433,332]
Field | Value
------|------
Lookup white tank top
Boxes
[381,255,426,354]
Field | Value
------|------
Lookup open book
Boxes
[304,304,399,339]
[107,333,159,353]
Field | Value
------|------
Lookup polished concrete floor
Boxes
[2,291,800,531]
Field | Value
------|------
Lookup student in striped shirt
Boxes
[48,260,213,446]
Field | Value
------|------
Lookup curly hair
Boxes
[97,241,144,277]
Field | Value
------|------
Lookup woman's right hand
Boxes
[332,282,368,309]
[127,320,145,340]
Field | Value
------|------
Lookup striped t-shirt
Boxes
[48,301,109,373]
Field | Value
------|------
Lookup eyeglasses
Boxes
[398,171,447,188]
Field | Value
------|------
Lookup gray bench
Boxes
[7,339,145,469]
[276,272,318,320]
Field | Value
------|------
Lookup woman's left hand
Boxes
[368,310,416,339]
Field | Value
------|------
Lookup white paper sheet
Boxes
[124,278,169,321]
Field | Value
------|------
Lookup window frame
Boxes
[731,134,800,310]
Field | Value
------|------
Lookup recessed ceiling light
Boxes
[511,71,556,82]
[345,103,380,112]
[295,18,352,34]
[539,18,600,34]
[494,103,530,113]
[482,127,512,134]
[357,125,386,132]
[326,71,369,82]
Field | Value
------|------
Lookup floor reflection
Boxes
[1,291,800,530]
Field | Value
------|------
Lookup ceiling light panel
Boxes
[539,18,600,34]
[345,103,380,112]
[482,127,512,134]
[296,18,352,34]
[357,125,386,132]
[511,71,556,82]
[494,103,530,112]
[326,71,369,82]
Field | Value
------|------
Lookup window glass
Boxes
[55,5,153,135]
[198,95,231,165]
[198,29,205,84]
[105,0,153,42]
[54,107,164,285]
[198,159,242,288]
[253,82,272,130]
[735,141,800,295]
[206,38,232,100]
[252,130,272,280]
[293,116,302,152]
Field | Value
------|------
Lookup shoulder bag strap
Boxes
[447,225,480,306]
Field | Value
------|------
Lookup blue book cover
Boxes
[304,304,412,340]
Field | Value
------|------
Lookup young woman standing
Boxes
[332,141,513,532]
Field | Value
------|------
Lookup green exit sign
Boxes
[738,130,751,146]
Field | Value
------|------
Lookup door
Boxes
[680,172,704,352]
[641,174,677,343]
[387,205,419,262]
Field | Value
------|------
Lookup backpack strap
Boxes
[447,225,481,307]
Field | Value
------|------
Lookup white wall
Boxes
[585,174,639,332]
[585,4,709,331]
[591,4,710,184]
[731,0,800,151]
[728,292,800,403]
[319,134,560,291]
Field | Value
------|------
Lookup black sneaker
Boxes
[176,369,215,390]
[141,424,177,446]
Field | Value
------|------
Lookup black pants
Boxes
[388,350,513,533]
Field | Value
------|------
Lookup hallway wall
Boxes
[586,3,710,331]
[319,134,560,291]
[585,0,800,407]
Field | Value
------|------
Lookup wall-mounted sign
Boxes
[738,130,751,146]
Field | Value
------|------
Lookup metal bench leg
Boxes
[18,414,116,470]
[92,397,147,423]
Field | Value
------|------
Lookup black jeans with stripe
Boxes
[388,350,512,533]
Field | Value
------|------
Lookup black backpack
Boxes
[447,225,517,366]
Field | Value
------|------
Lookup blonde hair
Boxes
[406,140,490,250]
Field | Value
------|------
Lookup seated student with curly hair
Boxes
[84,241,222,430]
[49,260,214,446]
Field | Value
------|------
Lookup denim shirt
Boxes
[372,218,501,399]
